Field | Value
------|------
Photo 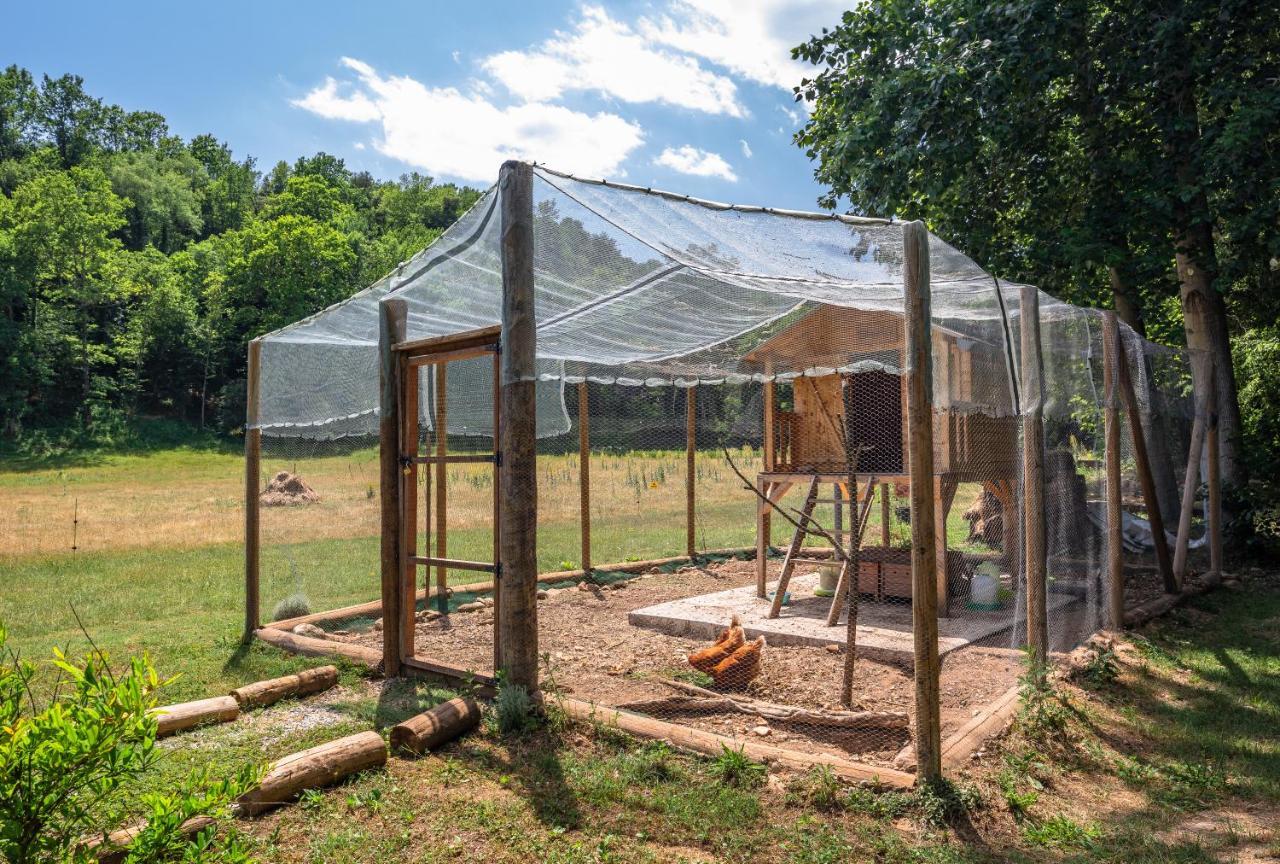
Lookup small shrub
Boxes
[272,592,311,621]
[845,786,913,819]
[913,778,983,827]
[997,771,1039,821]
[787,766,844,810]
[1074,645,1119,688]
[487,675,538,736]
[709,744,766,788]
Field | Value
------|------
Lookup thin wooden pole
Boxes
[758,378,776,597]
[1116,339,1177,592]
[1173,351,1211,586]
[1020,285,1049,666]
[434,364,448,613]
[497,161,539,690]
[1206,359,1223,579]
[579,381,591,573]
[492,348,502,672]
[686,386,697,558]
[400,364,419,659]
[379,298,408,676]
[244,339,262,641]
[903,220,942,784]
[1102,312,1125,630]
[880,482,891,548]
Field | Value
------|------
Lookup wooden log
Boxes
[254,627,382,669]
[940,684,1021,768]
[903,219,942,783]
[1116,337,1177,592]
[390,696,482,755]
[152,695,240,737]
[579,380,591,573]
[556,696,914,788]
[379,297,408,676]
[1020,284,1049,664]
[230,666,338,710]
[686,386,697,557]
[1173,352,1211,587]
[244,339,261,642]
[1102,312,1125,630]
[236,731,387,816]
[645,680,908,729]
[497,160,539,689]
[89,816,216,864]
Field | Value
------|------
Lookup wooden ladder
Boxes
[767,476,821,618]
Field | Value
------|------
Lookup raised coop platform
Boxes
[629,570,1077,661]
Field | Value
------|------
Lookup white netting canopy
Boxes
[253,164,1160,438]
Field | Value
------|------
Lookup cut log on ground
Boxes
[617,680,908,730]
[152,696,240,737]
[89,816,216,864]
[390,696,482,755]
[254,627,382,670]
[236,731,387,816]
[231,666,338,709]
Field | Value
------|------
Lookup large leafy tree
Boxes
[794,0,1279,487]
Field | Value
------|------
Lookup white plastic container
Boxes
[968,562,1001,610]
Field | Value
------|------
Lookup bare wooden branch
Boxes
[613,680,909,729]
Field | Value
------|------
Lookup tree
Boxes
[793,0,1277,487]
[0,66,37,162]
[107,149,204,252]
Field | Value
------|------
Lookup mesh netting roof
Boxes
[254,164,1173,438]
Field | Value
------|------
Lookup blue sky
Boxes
[9,0,850,210]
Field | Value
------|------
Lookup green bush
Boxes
[0,623,258,864]
[271,593,312,622]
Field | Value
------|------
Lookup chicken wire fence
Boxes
[250,164,1203,772]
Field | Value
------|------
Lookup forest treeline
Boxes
[0,66,481,441]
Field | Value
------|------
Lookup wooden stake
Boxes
[1116,338,1177,592]
[497,161,539,690]
[1102,312,1125,629]
[244,340,261,641]
[1020,284,1049,665]
[686,386,697,558]
[1173,350,1212,586]
[579,381,591,573]
[759,378,776,597]
[379,297,408,676]
[903,220,942,784]
[881,482,891,547]
[435,362,448,613]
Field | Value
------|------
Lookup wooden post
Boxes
[491,349,502,671]
[758,379,776,597]
[1116,339,1177,592]
[1020,285,1049,665]
[1102,312,1125,629]
[1206,360,1223,579]
[880,482,891,547]
[435,363,448,612]
[1173,350,1212,586]
[686,386,697,558]
[903,220,942,784]
[579,381,591,573]
[497,161,539,690]
[379,297,408,676]
[244,339,262,641]
[400,363,420,659]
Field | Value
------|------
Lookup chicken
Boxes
[686,614,745,674]
[710,635,766,690]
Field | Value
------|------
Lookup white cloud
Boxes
[739,139,753,158]
[654,145,737,182]
[482,5,744,117]
[292,58,644,182]
[640,0,846,92]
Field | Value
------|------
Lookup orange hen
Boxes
[686,614,744,674]
[710,635,765,689]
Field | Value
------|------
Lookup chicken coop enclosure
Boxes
[244,161,1219,783]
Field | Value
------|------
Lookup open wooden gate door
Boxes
[397,324,502,676]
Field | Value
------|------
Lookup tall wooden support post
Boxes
[1102,313,1125,630]
[758,379,776,597]
[1206,360,1223,580]
[1116,341,1177,592]
[1174,351,1212,586]
[399,364,419,660]
[1020,286,1049,665]
[578,381,592,573]
[686,386,697,558]
[881,482,891,547]
[497,161,539,690]
[903,220,942,784]
[244,340,262,642]
[434,364,449,613]
[379,298,408,676]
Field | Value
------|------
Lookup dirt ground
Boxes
[347,557,1033,767]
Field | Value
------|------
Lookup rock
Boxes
[825,644,840,654]
[372,618,383,632]
[752,725,771,736]
[605,581,627,590]
[456,601,485,613]
[416,609,441,622]
[577,581,595,592]
[536,590,548,600]
[293,623,326,639]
